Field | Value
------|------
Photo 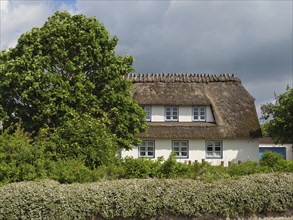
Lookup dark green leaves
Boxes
[260,86,293,144]
[0,11,146,166]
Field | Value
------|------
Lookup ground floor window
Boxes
[172,140,189,158]
[206,140,222,158]
[139,140,155,158]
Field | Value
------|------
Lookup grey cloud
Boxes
[2,0,292,116]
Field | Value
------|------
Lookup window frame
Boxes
[172,140,189,158]
[165,106,179,122]
[205,140,223,159]
[138,140,155,158]
[193,106,206,122]
[143,105,152,122]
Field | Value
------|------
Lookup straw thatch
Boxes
[127,73,261,139]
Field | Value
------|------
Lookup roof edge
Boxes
[126,73,241,83]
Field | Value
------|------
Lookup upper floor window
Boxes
[143,106,152,121]
[193,106,206,121]
[139,140,155,158]
[172,140,189,158]
[165,106,178,121]
[206,140,222,159]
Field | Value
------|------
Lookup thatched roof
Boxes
[127,73,261,139]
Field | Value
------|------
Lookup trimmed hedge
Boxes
[0,173,292,219]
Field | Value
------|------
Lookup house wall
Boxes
[150,105,215,122]
[121,138,259,166]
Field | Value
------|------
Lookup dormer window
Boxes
[193,106,206,121]
[165,106,178,121]
[143,106,152,121]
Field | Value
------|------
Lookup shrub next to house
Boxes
[0,173,292,220]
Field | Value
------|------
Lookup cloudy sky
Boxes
[1,0,292,117]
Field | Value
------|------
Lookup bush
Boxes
[229,161,267,177]
[0,173,292,219]
[1,123,292,186]
[158,153,190,178]
[0,123,46,184]
[260,151,293,172]
[119,156,156,178]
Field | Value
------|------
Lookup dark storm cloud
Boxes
[2,0,292,116]
[74,0,292,115]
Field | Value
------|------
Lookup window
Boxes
[165,106,178,121]
[193,106,206,121]
[172,140,189,158]
[143,106,152,121]
[206,140,222,158]
[139,140,155,158]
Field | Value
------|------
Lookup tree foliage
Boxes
[0,11,147,153]
[260,86,293,144]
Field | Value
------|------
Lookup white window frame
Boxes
[139,140,155,158]
[143,106,152,122]
[172,140,189,158]
[193,106,206,122]
[165,106,179,121]
[205,140,223,159]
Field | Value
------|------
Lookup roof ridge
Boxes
[126,73,241,83]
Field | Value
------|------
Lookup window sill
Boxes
[206,157,223,159]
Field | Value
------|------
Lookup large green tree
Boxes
[260,86,293,144]
[0,11,146,157]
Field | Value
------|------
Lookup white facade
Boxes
[121,138,259,166]
[122,104,260,165]
[148,105,214,122]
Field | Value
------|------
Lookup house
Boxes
[259,137,293,160]
[122,73,261,166]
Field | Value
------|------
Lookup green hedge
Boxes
[0,173,292,219]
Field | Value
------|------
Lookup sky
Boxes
[1,0,292,118]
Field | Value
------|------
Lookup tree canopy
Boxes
[260,86,293,144]
[0,11,147,165]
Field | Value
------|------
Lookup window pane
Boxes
[215,141,221,146]
[148,147,153,151]
[173,141,179,146]
[214,152,221,157]
[173,116,178,120]
[207,146,213,151]
[148,152,154,156]
[206,141,213,147]
[174,152,179,156]
[173,147,179,151]
[181,152,187,157]
[147,141,154,147]
[181,141,187,146]
[140,152,146,156]
[206,152,213,157]
[140,147,146,151]
[181,147,187,151]
[215,146,221,152]
[166,116,171,120]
